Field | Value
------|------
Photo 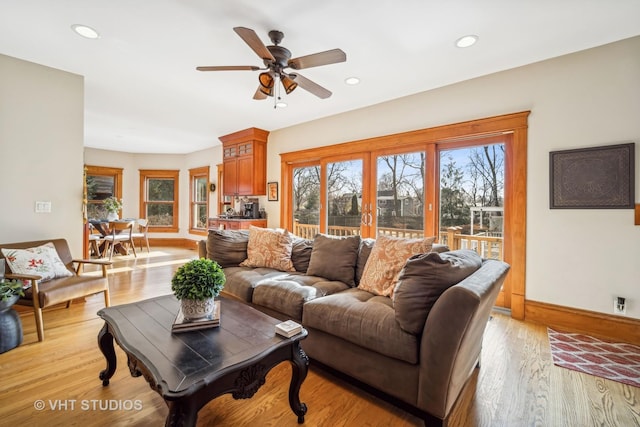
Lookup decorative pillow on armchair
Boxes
[393,249,482,335]
[239,226,296,272]
[1,242,73,282]
[357,235,435,297]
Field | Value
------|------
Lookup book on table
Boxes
[172,302,220,333]
[275,320,303,338]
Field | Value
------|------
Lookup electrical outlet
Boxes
[613,296,626,315]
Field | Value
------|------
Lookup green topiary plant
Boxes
[0,279,24,302]
[171,258,225,301]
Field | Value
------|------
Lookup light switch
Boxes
[35,201,52,213]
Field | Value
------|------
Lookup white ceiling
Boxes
[2,1,640,154]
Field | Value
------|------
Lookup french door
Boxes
[281,112,529,317]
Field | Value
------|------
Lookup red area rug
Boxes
[548,328,640,388]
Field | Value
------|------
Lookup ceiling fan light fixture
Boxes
[455,35,478,48]
[259,72,274,89]
[281,76,298,94]
[275,99,288,108]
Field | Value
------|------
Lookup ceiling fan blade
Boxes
[196,65,260,71]
[288,48,346,70]
[253,86,268,100]
[233,27,275,62]
[289,73,332,99]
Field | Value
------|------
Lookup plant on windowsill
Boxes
[171,258,225,321]
[103,196,123,221]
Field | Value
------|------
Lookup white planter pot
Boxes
[180,298,215,321]
[107,211,119,221]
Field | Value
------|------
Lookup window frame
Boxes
[189,166,210,235]
[139,169,180,233]
[280,111,529,319]
[84,165,123,220]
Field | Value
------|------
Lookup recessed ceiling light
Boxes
[71,24,100,39]
[455,35,478,48]
[345,77,360,85]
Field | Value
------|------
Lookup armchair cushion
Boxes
[1,242,72,283]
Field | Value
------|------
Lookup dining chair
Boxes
[88,223,105,257]
[102,220,136,260]
[131,218,150,253]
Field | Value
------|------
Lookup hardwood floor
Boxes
[0,247,638,426]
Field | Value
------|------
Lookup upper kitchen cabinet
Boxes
[219,127,269,196]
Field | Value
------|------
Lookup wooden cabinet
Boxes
[220,128,269,196]
[208,218,267,230]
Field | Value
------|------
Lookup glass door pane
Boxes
[292,165,321,239]
[439,143,505,259]
[325,159,363,237]
[375,152,425,238]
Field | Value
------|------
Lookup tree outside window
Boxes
[140,170,179,232]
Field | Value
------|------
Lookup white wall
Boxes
[84,146,222,239]
[266,36,640,319]
[0,54,84,253]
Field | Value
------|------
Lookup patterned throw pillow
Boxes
[357,235,436,297]
[1,242,73,282]
[239,226,296,272]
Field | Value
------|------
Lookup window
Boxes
[85,165,123,220]
[189,166,210,234]
[139,169,179,232]
[280,112,529,317]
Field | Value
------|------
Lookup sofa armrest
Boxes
[416,259,509,420]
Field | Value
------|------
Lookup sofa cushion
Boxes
[358,235,435,297]
[302,288,419,364]
[221,266,287,302]
[393,249,483,335]
[205,229,249,267]
[252,274,350,320]
[240,226,295,272]
[306,234,360,287]
[291,237,314,273]
[2,242,73,283]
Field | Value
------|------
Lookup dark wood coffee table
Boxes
[97,295,308,426]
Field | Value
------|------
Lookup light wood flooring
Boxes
[0,247,638,426]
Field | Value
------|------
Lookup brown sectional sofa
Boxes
[198,229,510,426]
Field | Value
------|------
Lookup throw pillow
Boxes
[355,238,375,285]
[357,235,435,297]
[306,234,360,287]
[239,226,295,272]
[1,242,73,282]
[393,249,482,335]
[206,229,249,268]
[291,237,314,273]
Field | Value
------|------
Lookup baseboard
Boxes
[147,238,199,250]
[525,300,640,346]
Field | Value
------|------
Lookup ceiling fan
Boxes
[197,27,346,101]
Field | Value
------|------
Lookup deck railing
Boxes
[293,223,503,260]
[442,226,503,260]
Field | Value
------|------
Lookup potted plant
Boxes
[103,196,123,221]
[171,258,225,320]
[0,278,24,309]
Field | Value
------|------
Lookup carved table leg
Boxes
[289,342,309,423]
[98,323,117,386]
[165,400,198,427]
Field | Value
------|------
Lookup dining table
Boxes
[89,219,137,256]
